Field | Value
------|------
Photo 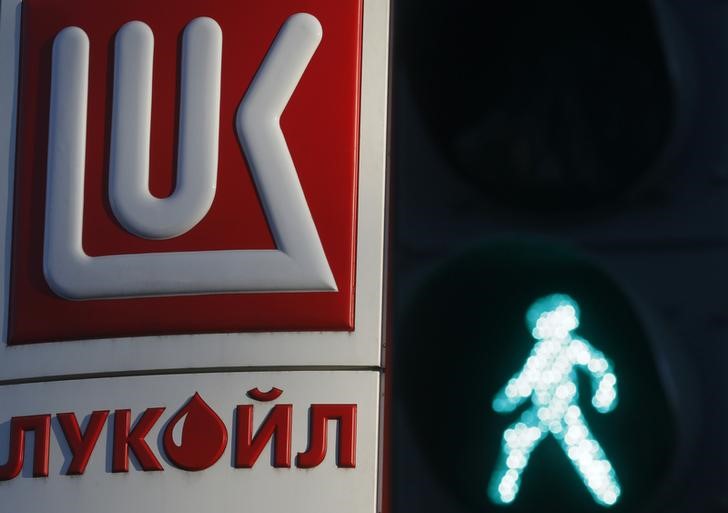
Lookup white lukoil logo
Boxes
[44,14,337,300]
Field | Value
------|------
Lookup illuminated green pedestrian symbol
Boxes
[488,294,621,507]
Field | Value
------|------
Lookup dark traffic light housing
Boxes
[398,241,679,513]
[391,1,722,511]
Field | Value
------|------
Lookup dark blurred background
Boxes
[391,1,728,512]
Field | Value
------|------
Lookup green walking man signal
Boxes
[488,294,621,507]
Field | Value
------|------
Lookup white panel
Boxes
[0,0,22,375]
[0,0,391,381]
[0,371,380,513]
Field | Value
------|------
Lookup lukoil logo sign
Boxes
[0,387,356,480]
[9,0,363,344]
[0,372,382,513]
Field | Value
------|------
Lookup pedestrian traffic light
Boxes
[397,241,678,513]
[489,293,620,507]
[389,0,721,511]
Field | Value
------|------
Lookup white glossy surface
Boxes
[0,0,390,379]
[237,14,336,293]
[44,14,336,300]
[0,0,20,372]
[109,18,222,240]
[0,371,381,513]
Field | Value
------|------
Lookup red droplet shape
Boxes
[163,393,228,471]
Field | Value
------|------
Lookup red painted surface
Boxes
[9,0,362,344]
[163,393,228,471]
[0,415,51,480]
[235,404,293,468]
[247,387,284,402]
[57,410,110,475]
[296,404,356,468]
[112,408,165,472]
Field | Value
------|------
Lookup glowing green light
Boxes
[488,294,621,507]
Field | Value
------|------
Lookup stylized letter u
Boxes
[109,18,222,239]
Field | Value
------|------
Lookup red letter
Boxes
[57,411,109,475]
[112,408,165,473]
[247,387,283,402]
[0,415,51,481]
[235,404,292,468]
[296,405,357,469]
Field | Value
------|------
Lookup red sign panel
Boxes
[9,0,362,344]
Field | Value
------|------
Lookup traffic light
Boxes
[397,241,678,513]
[392,1,723,512]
